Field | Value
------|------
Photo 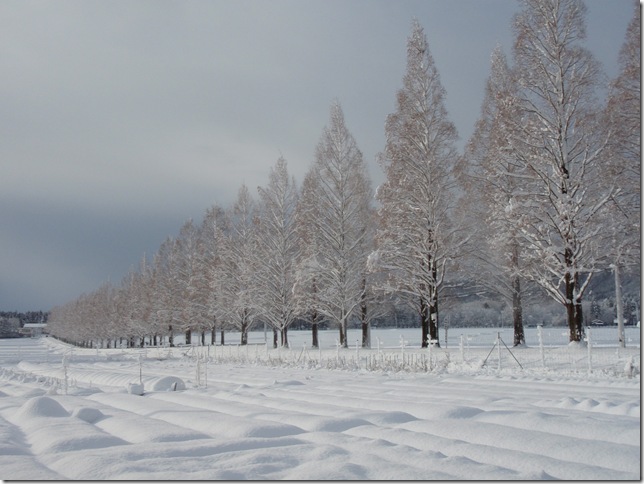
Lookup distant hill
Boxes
[584,268,640,301]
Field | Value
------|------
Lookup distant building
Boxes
[20,323,47,338]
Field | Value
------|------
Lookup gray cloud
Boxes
[0,0,633,310]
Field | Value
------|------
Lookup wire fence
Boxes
[1,329,639,389]
[175,333,640,380]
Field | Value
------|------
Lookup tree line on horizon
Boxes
[48,0,640,350]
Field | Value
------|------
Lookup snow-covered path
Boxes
[0,336,639,480]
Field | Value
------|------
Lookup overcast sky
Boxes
[0,0,635,312]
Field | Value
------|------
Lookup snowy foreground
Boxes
[0,329,640,480]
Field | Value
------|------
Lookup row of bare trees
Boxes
[49,104,382,349]
[48,0,639,349]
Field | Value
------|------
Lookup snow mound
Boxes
[445,406,484,419]
[362,411,417,425]
[22,388,46,398]
[272,379,304,386]
[127,383,144,395]
[150,376,185,392]
[558,397,579,408]
[567,340,587,348]
[72,407,105,423]
[312,417,371,432]
[577,398,599,410]
[32,428,126,454]
[15,396,68,419]
[95,415,210,444]
[69,387,102,396]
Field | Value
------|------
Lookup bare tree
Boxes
[153,236,182,346]
[220,184,259,345]
[91,281,118,348]
[356,207,386,348]
[134,255,161,346]
[602,1,640,346]
[119,267,150,348]
[374,19,461,348]
[294,170,324,348]
[298,101,373,348]
[256,157,300,347]
[200,204,228,345]
[462,46,534,346]
[174,220,204,344]
[510,0,612,342]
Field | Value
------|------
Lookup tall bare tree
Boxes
[294,170,324,348]
[374,19,461,347]
[220,184,259,345]
[462,46,533,346]
[174,219,206,344]
[200,204,228,345]
[256,157,300,347]
[510,0,612,342]
[152,236,181,346]
[298,101,373,348]
[603,1,640,346]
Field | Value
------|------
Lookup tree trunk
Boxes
[311,278,319,348]
[574,272,585,342]
[311,309,319,349]
[361,321,369,347]
[564,248,582,342]
[429,262,440,347]
[574,298,584,342]
[281,326,289,348]
[420,297,430,348]
[420,248,439,348]
[201,330,205,346]
[339,316,348,348]
[168,325,174,347]
[614,263,625,348]
[565,298,576,340]
[241,317,248,345]
[512,275,525,346]
[361,276,370,348]
[220,329,225,345]
[429,302,439,347]
[185,329,191,345]
[273,327,278,348]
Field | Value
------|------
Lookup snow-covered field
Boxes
[0,328,640,480]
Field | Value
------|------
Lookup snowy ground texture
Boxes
[0,327,640,480]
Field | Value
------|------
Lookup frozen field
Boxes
[0,328,640,480]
